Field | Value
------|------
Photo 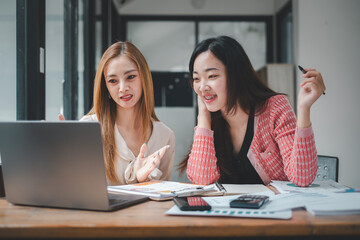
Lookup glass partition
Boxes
[0,0,16,121]
[127,21,195,72]
[46,0,84,120]
[45,0,64,120]
[199,21,267,71]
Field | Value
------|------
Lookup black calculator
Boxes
[230,195,269,209]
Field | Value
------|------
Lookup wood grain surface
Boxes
[1,198,360,238]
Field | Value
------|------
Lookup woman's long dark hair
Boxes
[178,36,282,181]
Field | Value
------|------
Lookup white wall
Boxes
[155,107,196,183]
[293,0,360,188]
[274,0,289,12]
[118,0,275,15]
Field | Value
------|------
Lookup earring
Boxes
[108,93,111,99]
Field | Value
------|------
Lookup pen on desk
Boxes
[298,65,325,95]
[173,187,206,197]
[172,186,203,193]
[335,188,360,193]
[215,181,226,192]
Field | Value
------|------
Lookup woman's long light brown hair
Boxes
[88,41,158,183]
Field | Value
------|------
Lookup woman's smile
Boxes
[203,94,217,103]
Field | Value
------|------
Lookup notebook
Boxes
[0,121,148,211]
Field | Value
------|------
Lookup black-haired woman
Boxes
[179,36,325,187]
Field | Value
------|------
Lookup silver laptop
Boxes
[0,121,148,211]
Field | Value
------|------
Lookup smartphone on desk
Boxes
[230,195,269,209]
[173,196,211,211]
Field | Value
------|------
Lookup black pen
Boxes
[298,65,325,95]
[298,65,307,74]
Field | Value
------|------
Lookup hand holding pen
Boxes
[298,65,326,96]
[296,65,326,128]
[297,65,326,108]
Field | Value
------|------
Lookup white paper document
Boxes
[217,183,272,194]
[305,192,360,215]
[270,180,350,194]
[203,190,360,216]
[108,181,215,200]
[202,191,275,209]
[166,205,292,220]
[200,182,273,196]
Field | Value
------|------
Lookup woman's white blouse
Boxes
[80,114,175,185]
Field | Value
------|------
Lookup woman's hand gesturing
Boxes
[135,143,170,183]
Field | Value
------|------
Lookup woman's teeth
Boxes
[121,95,132,99]
[204,95,216,100]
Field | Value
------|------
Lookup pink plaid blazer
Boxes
[187,95,318,187]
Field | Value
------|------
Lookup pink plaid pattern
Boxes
[187,197,209,206]
[187,95,317,187]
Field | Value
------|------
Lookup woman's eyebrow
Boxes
[124,69,137,75]
[205,67,220,72]
[105,74,117,79]
[193,67,220,74]
[106,69,137,78]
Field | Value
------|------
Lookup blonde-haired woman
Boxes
[61,41,175,185]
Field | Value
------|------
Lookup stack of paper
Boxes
[108,181,216,201]
[304,192,360,216]
[266,180,360,215]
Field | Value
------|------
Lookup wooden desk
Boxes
[0,198,359,239]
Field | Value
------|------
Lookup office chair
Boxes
[316,155,339,182]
